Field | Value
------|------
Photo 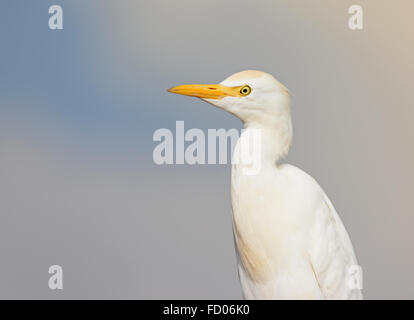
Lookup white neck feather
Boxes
[237,115,292,170]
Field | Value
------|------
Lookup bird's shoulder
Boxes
[277,163,327,205]
[278,163,319,185]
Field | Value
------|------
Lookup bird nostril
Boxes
[209,87,217,90]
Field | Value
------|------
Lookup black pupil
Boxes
[242,88,248,93]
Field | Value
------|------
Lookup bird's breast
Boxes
[230,165,317,284]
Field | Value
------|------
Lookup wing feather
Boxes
[309,189,363,299]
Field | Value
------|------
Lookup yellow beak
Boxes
[168,84,240,100]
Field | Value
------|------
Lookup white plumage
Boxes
[169,70,362,299]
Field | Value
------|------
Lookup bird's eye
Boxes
[239,85,252,96]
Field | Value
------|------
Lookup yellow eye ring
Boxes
[239,85,252,96]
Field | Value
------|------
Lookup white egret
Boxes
[168,70,362,300]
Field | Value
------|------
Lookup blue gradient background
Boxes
[1,1,413,298]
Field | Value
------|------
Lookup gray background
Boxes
[1,0,413,299]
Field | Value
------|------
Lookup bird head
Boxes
[168,70,290,126]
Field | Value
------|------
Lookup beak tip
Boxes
[167,87,176,94]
